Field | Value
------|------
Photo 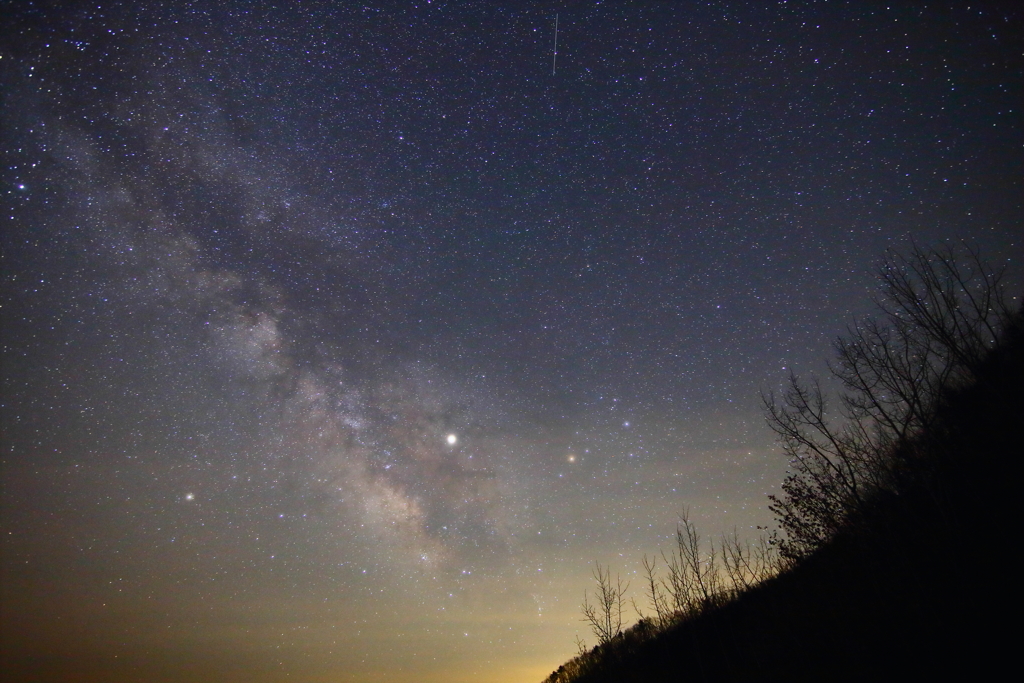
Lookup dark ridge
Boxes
[549,308,1022,682]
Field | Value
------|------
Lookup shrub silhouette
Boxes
[551,514,786,683]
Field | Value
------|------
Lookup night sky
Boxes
[2,2,1021,682]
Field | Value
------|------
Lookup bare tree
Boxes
[639,554,670,626]
[659,509,725,615]
[720,528,785,593]
[581,563,629,645]
[764,242,1016,559]
[574,520,787,669]
[721,529,758,593]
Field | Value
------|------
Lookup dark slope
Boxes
[564,313,1022,682]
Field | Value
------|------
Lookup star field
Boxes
[2,3,1021,682]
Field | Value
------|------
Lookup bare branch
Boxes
[580,563,629,645]
[764,242,1016,559]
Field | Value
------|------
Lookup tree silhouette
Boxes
[580,563,629,646]
[551,243,1020,683]
[763,242,1017,559]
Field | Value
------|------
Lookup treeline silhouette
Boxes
[545,244,1021,682]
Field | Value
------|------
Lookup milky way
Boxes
[2,3,1021,682]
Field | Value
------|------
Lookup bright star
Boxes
[446,433,457,445]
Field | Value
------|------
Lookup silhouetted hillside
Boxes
[545,252,1022,682]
